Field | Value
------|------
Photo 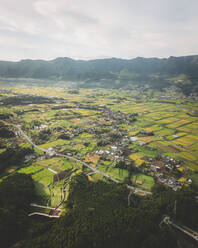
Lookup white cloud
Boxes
[0,0,197,61]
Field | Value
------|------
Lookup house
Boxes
[40,124,48,130]
[187,179,192,184]
[47,148,55,157]
[25,154,35,162]
[111,146,117,151]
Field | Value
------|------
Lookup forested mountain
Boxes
[0,55,198,93]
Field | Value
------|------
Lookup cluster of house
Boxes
[34,124,48,131]
[141,155,192,190]
[101,108,138,124]
[156,176,192,191]
[27,102,193,192]
[95,146,124,161]
[56,126,84,139]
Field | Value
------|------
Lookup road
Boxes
[162,216,198,242]
[5,121,152,196]
[28,212,60,218]
[30,203,61,211]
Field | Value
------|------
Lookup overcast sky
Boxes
[0,0,197,61]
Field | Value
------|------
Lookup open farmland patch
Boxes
[155,128,175,136]
[133,119,154,127]
[129,153,145,166]
[157,117,179,125]
[144,124,163,132]
[32,169,54,195]
[84,153,100,165]
[131,174,154,191]
[186,135,198,141]
[178,122,198,132]
[138,136,157,143]
[189,143,198,152]
[39,139,70,149]
[179,152,198,161]
[166,119,192,129]
[33,157,74,171]
[185,162,198,171]
[172,136,198,147]
[174,132,188,137]
[176,113,192,119]
[100,166,129,182]
[18,165,43,174]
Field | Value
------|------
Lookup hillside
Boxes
[0,55,198,94]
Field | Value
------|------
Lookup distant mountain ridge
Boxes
[0,55,198,94]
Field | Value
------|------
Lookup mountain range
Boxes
[0,55,198,94]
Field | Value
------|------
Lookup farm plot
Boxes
[84,153,100,167]
[144,125,163,132]
[133,119,154,128]
[138,136,158,143]
[179,152,198,161]
[131,173,154,191]
[189,143,198,152]
[157,117,179,125]
[32,169,54,197]
[99,166,129,182]
[33,157,74,171]
[166,119,192,129]
[178,122,198,132]
[172,136,198,147]
[129,153,145,166]
[155,128,175,136]
[39,139,70,149]
[185,162,198,171]
[18,165,43,174]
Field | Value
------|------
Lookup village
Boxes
[15,100,193,192]
[0,87,198,209]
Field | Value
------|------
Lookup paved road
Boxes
[30,203,61,211]
[163,216,198,242]
[5,121,151,196]
[28,212,60,218]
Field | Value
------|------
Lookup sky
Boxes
[0,0,198,61]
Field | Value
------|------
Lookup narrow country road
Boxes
[3,121,151,196]
[30,203,61,211]
[162,216,198,242]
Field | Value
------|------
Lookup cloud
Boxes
[0,0,197,61]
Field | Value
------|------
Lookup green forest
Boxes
[1,55,198,94]
[1,172,198,248]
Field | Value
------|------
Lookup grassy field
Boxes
[131,174,155,191]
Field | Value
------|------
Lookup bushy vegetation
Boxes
[13,174,198,248]
[0,146,33,173]
[0,126,15,138]
[2,95,55,105]
[0,173,37,247]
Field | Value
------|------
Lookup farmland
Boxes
[1,86,198,209]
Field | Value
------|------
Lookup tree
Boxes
[0,173,37,247]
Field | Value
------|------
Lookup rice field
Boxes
[1,86,198,202]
